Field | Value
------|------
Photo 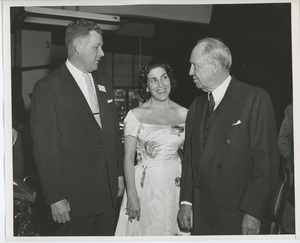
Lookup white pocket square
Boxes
[107,99,113,103]
[232,120,241,126]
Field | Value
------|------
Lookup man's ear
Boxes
[73,39,82,55]
[211,60,219,76]
[212,60,218,69]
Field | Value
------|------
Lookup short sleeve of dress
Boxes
[124,110,141,137]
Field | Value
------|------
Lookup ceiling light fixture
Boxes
[23,7,122,31]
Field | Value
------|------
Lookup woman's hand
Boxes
[126,192,140,221]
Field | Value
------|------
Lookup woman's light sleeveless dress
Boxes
[115,110,188,236]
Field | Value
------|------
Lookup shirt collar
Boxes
[210,74,231,109]
[66,59,88,80]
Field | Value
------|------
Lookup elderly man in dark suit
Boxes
[30,19,124,236]
[177,37,279,235]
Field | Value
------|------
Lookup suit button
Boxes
[216,189,222,193]
[217,164,222,169]
[226,139,231,144]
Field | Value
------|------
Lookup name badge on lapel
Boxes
[97,85,106,92]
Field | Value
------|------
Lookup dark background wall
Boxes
[154,3,292,130]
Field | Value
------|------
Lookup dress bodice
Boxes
[124,110,185,165]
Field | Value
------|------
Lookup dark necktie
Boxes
[208,92,215,116]
[202,92,215,147]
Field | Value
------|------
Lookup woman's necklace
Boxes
[149,99,171,124]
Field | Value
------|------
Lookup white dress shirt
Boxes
[209,74,232,111]
[65,59,97,109]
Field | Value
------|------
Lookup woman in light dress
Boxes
[115,60,189,236]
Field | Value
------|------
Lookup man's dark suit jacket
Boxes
[30,64,123,217]
[180,77,279,234]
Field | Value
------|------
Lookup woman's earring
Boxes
[146,87,149,93]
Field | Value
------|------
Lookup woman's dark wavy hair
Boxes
[138,60,178,103]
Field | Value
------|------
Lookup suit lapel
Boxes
[190,95,209,178]
[193,96,208,160]
[199,78,244,171]
[60,65,98,125]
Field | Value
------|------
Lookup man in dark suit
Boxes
[177,37,279,235]
[30,19,124,236]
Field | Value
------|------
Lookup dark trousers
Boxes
[54,205,116,236]
[192,188,243,235]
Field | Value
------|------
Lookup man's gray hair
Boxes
[196,37,232,72]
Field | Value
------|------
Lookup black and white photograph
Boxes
[1,0,300,242]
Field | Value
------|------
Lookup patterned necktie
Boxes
[208,92,215,116]
[83,73,102,128]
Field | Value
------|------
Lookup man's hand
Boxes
[241,213,261,234]
[50,199,71,224]
[177,204,193,230]
[117,176,125,197]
